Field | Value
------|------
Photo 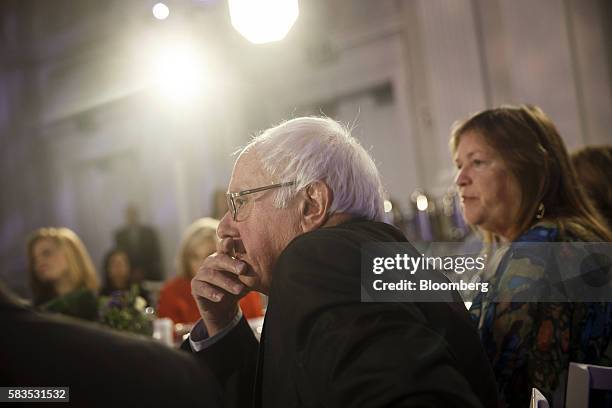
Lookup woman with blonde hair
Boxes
[27,227,99,320]
[451,104,611,407]
[158,217,263,325]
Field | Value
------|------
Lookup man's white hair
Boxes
[243,116,385,221]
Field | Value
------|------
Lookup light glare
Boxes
[383,200,393,213]
[149,42,204,102]
[416,195,429,211]
[152,3,170,20]
[229,0,299,44]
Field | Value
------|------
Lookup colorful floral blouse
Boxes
[469,223,612,407]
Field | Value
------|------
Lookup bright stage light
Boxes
[228,0,299,44]
[148,42,205,102]
[416,194,429,211]
[152,3,170,20]
[384,200,393,213]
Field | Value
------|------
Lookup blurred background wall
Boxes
[1,0,610,297]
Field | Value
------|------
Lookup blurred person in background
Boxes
[100,247,151,304]
[27,227,99,321]
[101,248,131,295]
[158,217,263,326]
[451,104,612,407]
[571,145,612,229]
[114,203,164,282]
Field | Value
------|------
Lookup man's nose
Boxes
[217,211,234,240]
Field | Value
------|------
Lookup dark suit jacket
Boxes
[0,287,222,407]
[115,224,163,281]
[184,219,498,407]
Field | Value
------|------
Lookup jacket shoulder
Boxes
[285,220,405,253]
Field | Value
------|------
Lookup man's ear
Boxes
[299,181,333,232]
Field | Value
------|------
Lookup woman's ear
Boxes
[299,181,333,232]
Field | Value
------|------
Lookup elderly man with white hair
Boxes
[184,117,498,408]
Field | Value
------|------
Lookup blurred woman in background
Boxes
[451,105,612,407]
[101,248,131,296]
[158,217,263,326]
[27,227,99,320]
[100,247,151,304]
[571,145,612,230]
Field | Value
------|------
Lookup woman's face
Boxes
[32,238,69,283]
[108,252,131,290]
[187,239,217,278]
[453,131,522,239]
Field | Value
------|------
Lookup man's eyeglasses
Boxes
[226,181,296,221]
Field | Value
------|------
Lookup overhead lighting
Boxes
[384,200,393,213]
[148,41,205,102]
[416,194,429,211]
[228,0,299,44]
[152,3,170,20]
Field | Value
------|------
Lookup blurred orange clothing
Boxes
[157,276,264,324]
